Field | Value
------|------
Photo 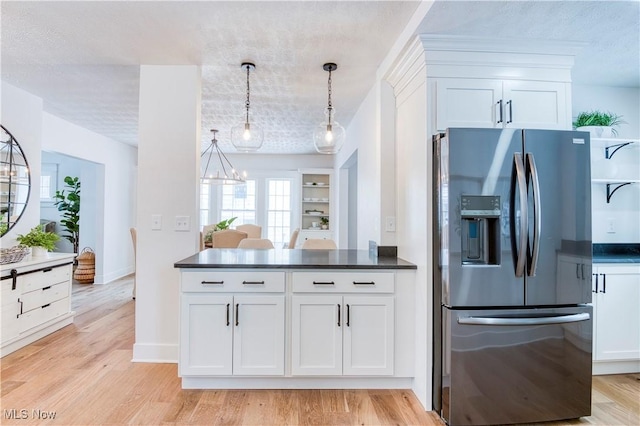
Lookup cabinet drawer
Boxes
[292,272,394,293]
[21,281,71,312]
[182,271,285,293]
[21,264,72,292]
[19,298,69,333]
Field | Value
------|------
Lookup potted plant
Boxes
[203,217,237,244]
[54,176,81,253]
[16,225,60,257]
[320,216,329,230]
[573,110,625,137]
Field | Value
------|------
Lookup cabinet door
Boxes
[343,296,394,375]
[502,80,568,130]
[180,294,233,376]
[1,280,21,343]
[435,78,502,131]
[593,269,640,361]
[233,295,285,376]
[291,295,342,375]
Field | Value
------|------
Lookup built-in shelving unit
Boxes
[298,170,333,247]
[592,138,639,203]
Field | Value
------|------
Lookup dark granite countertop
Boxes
[174,248,417,270]
[593,243,640,264]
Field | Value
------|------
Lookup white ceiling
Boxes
[2,1,638,154]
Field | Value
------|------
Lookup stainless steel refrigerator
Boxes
[432,128,593,425]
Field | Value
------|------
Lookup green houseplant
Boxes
[16,225,60,254]
[53,176,81,253]
[573,110,625,137]
[204,217,237,244]
[320,216,329,230]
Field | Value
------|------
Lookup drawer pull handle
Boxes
[226,303,230,326]
[17,298,23,317]
[242,281,265,285]
[42,267,53,273]
[235,303,240,326]
[11,269,18,290]
[337,304,341,327]
[353,281,375,285]
[42,286,51,291]
[42,303,51,308]
[201,280,224,285]
[313,281,335,285]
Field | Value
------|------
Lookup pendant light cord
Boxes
[245,65,251,125]
[327,68,333,126]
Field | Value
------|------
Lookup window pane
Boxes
[266,179,292,247]
[220,180,256,226]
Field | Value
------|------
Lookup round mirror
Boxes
[1,125,31,237]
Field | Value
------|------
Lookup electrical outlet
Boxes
[385,216,396,232]
[151,214,162,230]
[175,216,190,232]
[606,218,615,234]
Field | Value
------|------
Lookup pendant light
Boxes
[313,63,345,154]
[202,129,246,185]
[231,62,263,152]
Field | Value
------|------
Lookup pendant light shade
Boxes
[202,129,246,185]
[231,62,263,152]
[313,63,345,154]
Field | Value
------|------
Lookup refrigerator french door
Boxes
[433,128,593,426]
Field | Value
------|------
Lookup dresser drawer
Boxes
[19,298,69,333]
[21,281,70,312]
[21,264,72,292]
[292,271,395,293]
[182,270,285,293]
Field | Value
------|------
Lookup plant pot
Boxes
[321,225,328,230]
[576,126,614,138]
[31,246,48,257]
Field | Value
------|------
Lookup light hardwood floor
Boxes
[1,276,638,425]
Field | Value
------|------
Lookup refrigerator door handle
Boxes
[526,153,541,276]
[458,312,590,326]
[511,153,528,277]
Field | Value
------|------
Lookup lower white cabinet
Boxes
[592,264,640,373]
[291,294,394,376]
[1,254,76,357]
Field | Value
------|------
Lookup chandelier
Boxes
[201,129,246,185]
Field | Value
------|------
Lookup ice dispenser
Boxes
[460,195,501,265]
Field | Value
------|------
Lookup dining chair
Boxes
[211,229,248,248]
[130,227,137,300]
[301,238,337,249]
[237,238,275,249]
[288,228,300,248]
[235,224,262,239]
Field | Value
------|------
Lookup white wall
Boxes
[42,113,137,283]
[1,83,43,246]
[133,65,201,363]
[573,84,640,243]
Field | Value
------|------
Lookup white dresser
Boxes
[1,253,76,357]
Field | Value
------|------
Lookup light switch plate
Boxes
[385,216,396,232]
[175,216,190,231]
[151,214,162,230]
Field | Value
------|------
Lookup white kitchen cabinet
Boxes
[179,271,285,377]
[435,78,569,131]
[1,254,76,357]
[592,264,640,374]
[555,253,592,305]
[291,272,395,376]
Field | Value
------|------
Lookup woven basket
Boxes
[74,247,96,284]
[0,245,30,265]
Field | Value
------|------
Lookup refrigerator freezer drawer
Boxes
[441,305,592,426]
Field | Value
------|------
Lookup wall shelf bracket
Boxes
[605,141,634,159]
[606,182,634,203]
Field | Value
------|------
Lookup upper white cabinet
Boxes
[435,78,569,131]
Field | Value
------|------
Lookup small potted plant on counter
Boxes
[16,225,60,257]
[573,110,625,138]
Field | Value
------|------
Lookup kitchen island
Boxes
[174,248,416,389]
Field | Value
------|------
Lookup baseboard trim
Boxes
[132,343,178,363]
[181,376,413,389]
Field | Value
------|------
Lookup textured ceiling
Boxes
[2,1,639,154]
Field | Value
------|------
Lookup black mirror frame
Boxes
[1,124,31,237]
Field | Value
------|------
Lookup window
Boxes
[199,182,210,228]
[266,179,292,247]
[220,180,256,225]
[40,163,58,202]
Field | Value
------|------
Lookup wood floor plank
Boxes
[1,275,638,426]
